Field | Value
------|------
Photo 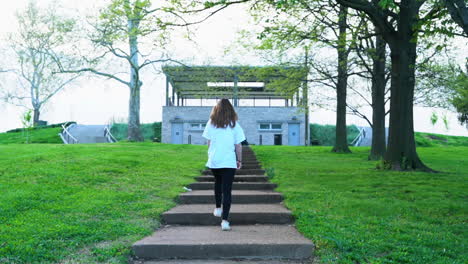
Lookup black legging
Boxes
[211,168,236,220]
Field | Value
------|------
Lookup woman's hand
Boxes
[237,160,242,169]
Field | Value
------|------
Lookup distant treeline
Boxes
[111,123,162,142]
[110,122,360,145]
[310,124,360,146]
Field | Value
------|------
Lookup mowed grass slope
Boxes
[415,132,468,147]
[252,145,467,264]
[0,127,62,144]
[0,143,206,263]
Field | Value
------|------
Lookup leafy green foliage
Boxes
[378,0,397,9]
[0,143,206,263]
[430,111,438,126]
[415,61,462,109]
[310,123,359,146]
[450,69,468,127]
[253,145,468,263]
[110,122,161,142]
[20,110,34,143]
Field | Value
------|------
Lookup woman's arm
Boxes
[207,140,210,148]
[235,143,242,169]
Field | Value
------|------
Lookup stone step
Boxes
[139,261,311,264]
[242,158,259,162]
[195,175,268,182]
[138,260,311,264]
[188,182,277,190]
[162,204,293,225]
[203,169,265,175]
[240,164,262,169]
[240,161,261,166]
[132,225,314,260]
[178,190,283,204]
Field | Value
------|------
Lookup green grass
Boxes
[252,145,468,264]
[0,143,206,263]
[415,132,468,147]
[0,127,62,144]
[1,139,466,263]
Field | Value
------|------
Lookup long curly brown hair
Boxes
[210,98,238,128]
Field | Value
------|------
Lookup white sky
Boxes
[0,0,467,136]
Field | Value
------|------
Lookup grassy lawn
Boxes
[0,127,62,144]
[1,139,466,264]
[0,143,206,263]
[252,145,467,264]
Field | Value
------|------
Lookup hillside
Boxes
[0,127,62,144]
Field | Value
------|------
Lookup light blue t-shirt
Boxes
[202,119,246,169]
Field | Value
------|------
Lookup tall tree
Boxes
[237,0,359,152]
[332,5,352,152]
[4,1,79,126]
[367,33,387,159]
[58,0,183,141]
[444,0,468,36]
[352,23,389,160]
[335,0,465,171]
[176,0,393,156]
[181,0,465,166]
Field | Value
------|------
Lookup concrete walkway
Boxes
[132,146,314,263]
[66,124,109,143]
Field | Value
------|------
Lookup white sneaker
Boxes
[221,220,231,231]
[213,208,222,217]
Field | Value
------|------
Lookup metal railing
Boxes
[59,122,78,144]
[104,126,117,143]
[351,127,366,147]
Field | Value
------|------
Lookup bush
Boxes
[6,121,76,133]
[310,123,360,146]
[110,122,162,142]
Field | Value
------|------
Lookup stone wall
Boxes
[162,106,307,145]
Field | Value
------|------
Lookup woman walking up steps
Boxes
[202,98,246,231]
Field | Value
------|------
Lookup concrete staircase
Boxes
[132,146,314,263]
[65,124,109,143]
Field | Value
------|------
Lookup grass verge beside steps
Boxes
[252,145,467,264]
[0,143,206,263]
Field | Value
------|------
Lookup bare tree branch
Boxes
[57,68,130,87]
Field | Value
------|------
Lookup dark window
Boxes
[274,134,282,145]
[271,123,282,129]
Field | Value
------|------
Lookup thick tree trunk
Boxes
[369,34,387,160]
[33,108,40,127]
[128,85,143,141]
[127,19,144,142]
[384,4,433,171]
[332,5,351,153]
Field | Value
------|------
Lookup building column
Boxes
[165,76,169,106]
